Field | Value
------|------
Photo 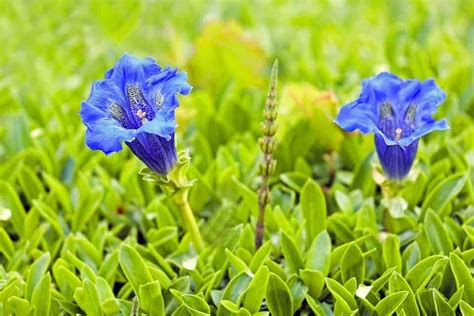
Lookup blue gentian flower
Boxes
[335,72,448,179]
[80,53,192,174]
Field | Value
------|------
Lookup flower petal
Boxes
[84,117,137,154]
[334,100,378,134]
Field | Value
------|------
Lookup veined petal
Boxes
[84,118,137,154]
[398,119,449,146]
[126,133,177,174]
[334,100,378,134]
[138,111,177,139]
[105,53,148,89]
[142,67,192,114]
[375,134,418,179]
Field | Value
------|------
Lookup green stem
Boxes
[173,188,204,253]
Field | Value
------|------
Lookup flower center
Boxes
[378,102,418,142]
[126,84,155,127]
[395,128,402,140]
[136,109,148,124]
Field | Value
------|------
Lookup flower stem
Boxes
[255,59,279,249]
[173,188,204,253]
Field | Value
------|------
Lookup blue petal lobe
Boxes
[375,134,418,179]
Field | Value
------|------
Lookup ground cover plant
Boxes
[1,0,473,315]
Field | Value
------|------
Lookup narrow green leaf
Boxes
[249,240,272,273]
[0,180,26,237]
[450,253,474,305]
[266,273,293,316]
[7,296,31,315]
[389,272,420,316]
[325,278,357,312]
[305,230,331,276]
[301,179,327,248]
[433,290,455,316]
[119,244,153,295]
[281,231,304,274]
[31,273,51,316]
[340,243,365,284]
[139,281,165,315]
[26,252,51,300]
[374,291,408,315]
[74,279,102,316]
[460,301,474,315]
[383,234,402,272]
[225,248,249,273]
[300,269,324,299]
[221,271,252,303]
[424,210,453,254]
[217,300,251,316]
[0,227,14,260]
[405,255,446,292]
[421,173,466,216]
[448,285,463,309]
[242,266,269,313]
[53,265,81,301]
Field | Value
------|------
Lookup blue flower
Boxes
[335,72,448,179]
[80,53,192,174]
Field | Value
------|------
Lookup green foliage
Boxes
[1,0,474,314]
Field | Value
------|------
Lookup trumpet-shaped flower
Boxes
[80,53,192,174]
[335,72,448,179]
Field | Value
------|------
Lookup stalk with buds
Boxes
[255,60,279,249]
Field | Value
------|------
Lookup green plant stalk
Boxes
[140,150,205,253]
[173,187,204,253]
[255,59,279,249]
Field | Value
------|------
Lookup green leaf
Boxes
[405,255,447,292]
[382,234,402,272]
[325,278,357,312]
[225,248,249,273]
[460,301,474,315]
[31,273,51,316]
[374,291,408,315]
[421,173,466,216]
[389,272,420,316]
[221,271,252,303]
[139,281,165,315]
[53,265,81,301]
[448,285,464,309]
[181,294,211,315]
[17,165,45,203]
[340,243,365,284]
[0,180,26,237]
[7,296,32,315]
[266,273,293,316]
[26,252,51,300]
[242,266,269,313]
[424,210,453,254]
[249,240,272,273]
[301,179,327,248]
[450,253,474,305]
[300,269,325,299]
[334,190,353,214]
[119,244,153,295]
[0,227,14,260]
[433,290,455,316]
[305,230,331,275]
[217,300,251,316]
[74,279,102,316]
[288,276,308,313]
[281,231,304,274]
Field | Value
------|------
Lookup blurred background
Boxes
[0,0,473,238]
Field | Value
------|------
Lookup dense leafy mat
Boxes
[1,0,473,315]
